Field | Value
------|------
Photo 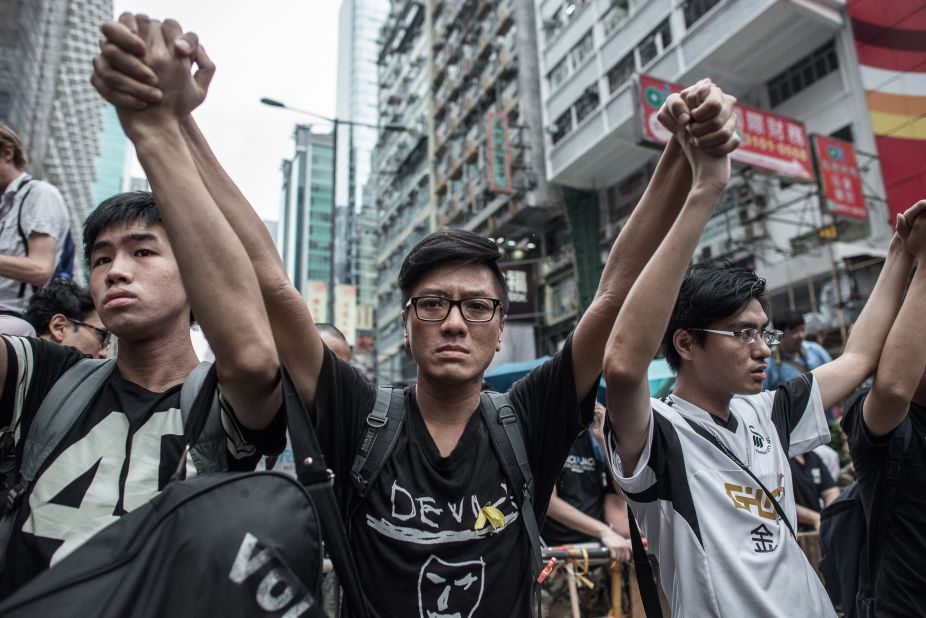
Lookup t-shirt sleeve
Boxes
[20,183,68,242]
[314,344,377,506]
[1,335,85,445]
[507,333,597,517]
[218,388,288,467]
[840,388,891,458]
[817,453,836,491]
[755,373,828,456]
[606,406,673,493]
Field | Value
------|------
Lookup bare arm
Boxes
[547,488,631,561]
[812,229,915,411]
[0,234,57,287]
[821,486,839,508]
[795,504,821,531]
[861,206,926,436]
[94,17,280,428]
[604,127,732,473]
[96,18,324,412]
[602,491,630,539]
[571,83,737,401]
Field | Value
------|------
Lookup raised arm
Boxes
[603,119,732,473]
[91,17,280,428]
[95,16,324,411]
[810,203,923,411]
[571,81,737,400]
[858,205,926,436]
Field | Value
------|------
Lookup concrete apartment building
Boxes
[536,0,894,346]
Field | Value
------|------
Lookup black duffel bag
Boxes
[0,366,371,618]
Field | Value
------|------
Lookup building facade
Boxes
[0,0,113,270]
[279,126,336,320]
[91,104,128,208]
[535,0,894,348]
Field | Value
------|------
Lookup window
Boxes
[767,40,839,107]
[607,52,635,93]
[549,58,570,90]
[684,0,722,28]
[830,124,854,143]
[602,1,630,38]
[638,19,671,67]
[574,84,600,124]
[551,109,572,144]
[570,30,594,68]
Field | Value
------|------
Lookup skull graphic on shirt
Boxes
[417,555,485,618]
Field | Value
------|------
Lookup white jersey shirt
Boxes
[607,374,835,617]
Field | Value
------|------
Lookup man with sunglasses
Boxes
[24,278,111,358]
[601,113,922,615]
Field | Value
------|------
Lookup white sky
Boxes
[111,1,341,222]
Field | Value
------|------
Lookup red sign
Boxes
[639,74,815,182]
[812,135,867,220]
[486,111,513,193]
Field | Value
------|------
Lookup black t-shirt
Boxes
[0,336,286,595]
[789,450,835,531]
[541,431,613,546]
[842,390,926,615]
[314,336,595,618]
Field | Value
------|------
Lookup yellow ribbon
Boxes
[473,504,506,531]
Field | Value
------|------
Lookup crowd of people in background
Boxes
[0,11,922,618]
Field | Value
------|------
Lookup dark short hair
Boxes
[83,191,161,264]
[662,259,767,372]
[774,309,804,331]
[24,278,95,335]
[316,323,347,343]
[398,229,509,312]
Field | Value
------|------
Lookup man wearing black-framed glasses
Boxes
[24,278,111,358]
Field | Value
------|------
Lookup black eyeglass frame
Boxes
[404,296,503,323]
[68,318,112,349]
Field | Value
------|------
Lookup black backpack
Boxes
[0,363,372,618]
[349,387,544,613]
[819,419,911,618]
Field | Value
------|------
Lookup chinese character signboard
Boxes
[334,284,357,345]
[486,111,513,193]
[304,280,328,324]
[501,265,535,317]
[639,74,815,182]
[811,135,867,220]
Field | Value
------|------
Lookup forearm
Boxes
[0,254,53,287]
[180,116,324,407]
[795,504,820,527]
[603,492,630,539]
[547,494,611,539]
[132,125,279,412]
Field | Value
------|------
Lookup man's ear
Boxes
[46,313,70,344]
[496,315,505,351]
[673,329,696,363]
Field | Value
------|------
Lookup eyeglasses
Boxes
[69,319,112,349]
[688,328,783,346]
[405,296,502,323]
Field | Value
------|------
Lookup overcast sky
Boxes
[111,1,341,221]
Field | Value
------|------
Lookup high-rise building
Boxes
[335,0,390,377]
[535,0,893,347]
[0,0,113,269]
[91,104,128,208]
[279,126,335,321]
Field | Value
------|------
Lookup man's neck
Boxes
[414,374,483,456]
[115,326,199,392]
[0,168,25,195]
[672,373,734,421]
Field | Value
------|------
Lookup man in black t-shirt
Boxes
[840,203,926,615]
[0,27,288,596]
[94,17,738,616]
[789,451,838,532]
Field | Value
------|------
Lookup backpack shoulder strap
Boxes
[180,361,225,474]
[20,358,114,481]
[627,502,664,618]
[13,181,35,298]
[860,418,913,596]
[478,392,542,579]
[350,386,405,498]
[0,358,114,572]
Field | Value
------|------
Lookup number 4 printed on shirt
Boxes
[21,409,189,565]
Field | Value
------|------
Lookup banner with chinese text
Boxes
[486,111,513,193]
[811,135,867,219]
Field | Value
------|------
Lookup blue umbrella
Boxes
[484,356,676,400]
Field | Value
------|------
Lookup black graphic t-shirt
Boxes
[842,390,926,615]
[314,336,595,618]
[0,336,286,595]
[788,450,835,531]
[542,432,612,546]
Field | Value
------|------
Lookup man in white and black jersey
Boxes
[91,15,740,616]
[0,22,288,596]
[601,90,920,616]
